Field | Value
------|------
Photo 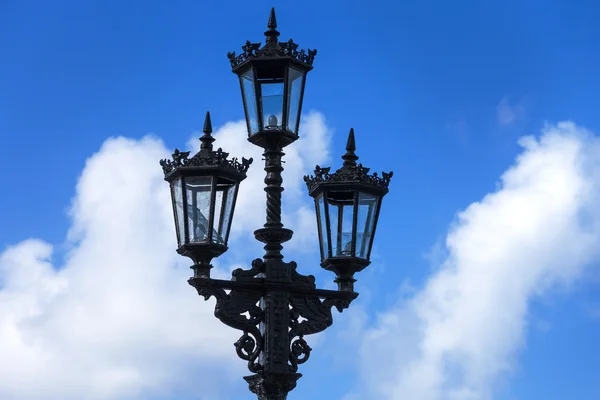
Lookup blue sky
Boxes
[1,1,600,399]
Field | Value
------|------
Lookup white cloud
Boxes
[353,122,600,400]
[0,112,332,399]
[496,96,526,126]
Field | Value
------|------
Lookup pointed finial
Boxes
[342,128,359,166]
[264,8,280,44]
[268,7,277,29]
[200,111,215,151]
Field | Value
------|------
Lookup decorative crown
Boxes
[303,128,393,194]
[303,164,393,193]
[160,112,253,178]
[227,8,317,71]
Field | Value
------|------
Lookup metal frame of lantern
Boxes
[160,9,392,400]
[228,8,316,149]
[304,128,393,292]
[160,112,253,275]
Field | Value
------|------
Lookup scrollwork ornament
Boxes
[235,331,263,373]
[289,336,311,372]
[235,331,257,359]
[188,277,264,373]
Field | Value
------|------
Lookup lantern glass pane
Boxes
[340,202,354,256]
[213,186,225,245]
[172,178,185,246]
[316,195,329,259]
[356,192,378,258]
[241,69,259,134]
[219,183,238,243]
[328,200,339,256]
[259,79,284,130]
[326,192,354,257]
[185,176,213,243]
[286,67,304,134]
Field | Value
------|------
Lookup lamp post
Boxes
[159,8,392,399]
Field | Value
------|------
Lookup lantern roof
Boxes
[304,128,393,196]
[227,8,317,74]
[160,112,253,181]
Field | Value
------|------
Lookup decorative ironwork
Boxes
[188,257,357,379]
[227,8,317,71]
[303,163,393,193]
[159,147,252,176]
[227,39,317,69]
[161,9,391,400]
[244,371,302,400]
[190,259,265,373]
[303,128,393,193]
[160,111,253,176]
[289,335,311,371]
[287,264,355,372]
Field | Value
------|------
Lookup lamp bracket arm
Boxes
[188,261,265,373]
[286,265,358,372]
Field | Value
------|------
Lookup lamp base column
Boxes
[244,372,302,400]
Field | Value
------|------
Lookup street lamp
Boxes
[229,8,315,148]
[160,8,392,400]
[159,111,252,275]
[304,128,392,293]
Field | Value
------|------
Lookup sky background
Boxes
[1,1,600,399]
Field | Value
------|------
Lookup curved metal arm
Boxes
[286,265,357,372]
[189,260,266,373]
[189,259,358,376]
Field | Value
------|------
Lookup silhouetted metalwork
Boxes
[160,8,392,400]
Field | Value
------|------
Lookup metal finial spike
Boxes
[264,8,280,43]
[268,7,277,29]
[342,128,359,166]
[200,111,215,151]
[346,128,356,152]
[203,111,212,134]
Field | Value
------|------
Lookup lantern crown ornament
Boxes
[304,128,393,291]
[227,8,317,73]
[228,7,317,148]
[304,129,393,195]
[160,112,253,271]
[159,112,253,179]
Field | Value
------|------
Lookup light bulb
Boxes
[267,114,278,128]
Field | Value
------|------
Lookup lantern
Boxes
[228,8,316,148]
[160,112,253,272]
[304,129,393,291]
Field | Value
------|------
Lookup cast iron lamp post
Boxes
[159,9,392,399]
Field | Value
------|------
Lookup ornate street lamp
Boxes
[160,112,253,275]
[228,8,315,149]
[160,9,392,400]
[304,128,392,293]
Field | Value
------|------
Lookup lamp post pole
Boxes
[160,8,392,399]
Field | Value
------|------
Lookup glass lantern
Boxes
[160,111,252,268]
[228,9,316,148]
[239,65,306,136]
[171,176,239,247]
[316,191,381,262]
[304,128,392,291]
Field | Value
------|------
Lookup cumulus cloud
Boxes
[496,96,526,126]
[353,122,600,400]
[0,112,331,399]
